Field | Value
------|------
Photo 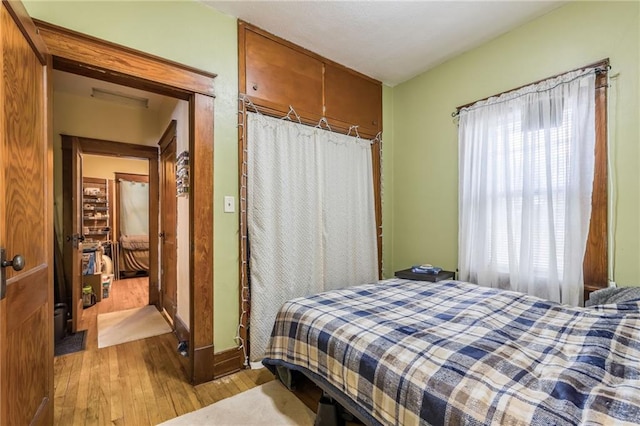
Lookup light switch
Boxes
[224,196,235,213]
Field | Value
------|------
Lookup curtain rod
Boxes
[452,58,610,118]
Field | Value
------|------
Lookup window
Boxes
[457,61,608,305]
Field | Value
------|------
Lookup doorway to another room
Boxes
[56,69,187,353]
[36,17,217,383]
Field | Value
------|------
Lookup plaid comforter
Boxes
[263,279,640,425]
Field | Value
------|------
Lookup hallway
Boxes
[53,278,274,425]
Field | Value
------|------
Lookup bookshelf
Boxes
[82,177,113,255]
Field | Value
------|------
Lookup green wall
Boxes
[388,1,640,286]
[26,0,640,354]
[25,0,241,349]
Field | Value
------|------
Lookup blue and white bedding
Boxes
[263,279,640,425]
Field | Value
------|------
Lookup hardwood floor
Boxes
[53,276,277,425]
[80,276,150,351]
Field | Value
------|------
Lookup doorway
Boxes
[57,73,184,350]
[36,18,217,383]
[59,128,159,324]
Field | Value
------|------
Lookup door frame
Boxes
[62,136,159,315]
[37,19,216,384]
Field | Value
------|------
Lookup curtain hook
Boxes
[282,105,301,124]
[315,117,332,132]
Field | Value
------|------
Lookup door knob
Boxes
[2,254,24,271]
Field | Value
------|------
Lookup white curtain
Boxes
[119,180,149,236]
[458,69,596,306]
[247,112,378,360]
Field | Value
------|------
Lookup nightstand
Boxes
[394,268,456,282]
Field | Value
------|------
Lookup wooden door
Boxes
[324,63,382,137]
[242,27,324,118]
[160,122,177,321]
[0,1,52,424]
[71,139,83,332]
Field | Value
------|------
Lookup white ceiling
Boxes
[204,0,565,86]
[53,70,172,112]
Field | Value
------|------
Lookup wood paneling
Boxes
[190,93,214,384]
[33,19,216,98]
[242,26,323,118]
[239,21,382,139]
[325,63,382,137]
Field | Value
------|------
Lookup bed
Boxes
[119,234,149,275]
[262,278,640,425]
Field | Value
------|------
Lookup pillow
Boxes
[586,286,640,306]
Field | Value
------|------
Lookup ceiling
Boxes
[204,1,565,86]
[53,70,172,112]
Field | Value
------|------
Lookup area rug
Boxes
[97,305,172,349]
[157,380,315,426]
[54,330,87,356]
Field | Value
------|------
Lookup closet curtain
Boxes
[247,112,378,360]
[458,69,596,306]
[119,180,149,236]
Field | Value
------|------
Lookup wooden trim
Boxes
[61,134,158,159]
[583,68,609,295]
[239,99,380,140]
[213,347,243,378]
[3,0,47,64]
[159,120,177,153]
[193,345,215,384]
[33,19,216,97]
[174,314,190,343]
[237,99,250,363]
[189,93,215,384]
[114,173,149,183]
[371,140,383,278]
[47,23,216,384]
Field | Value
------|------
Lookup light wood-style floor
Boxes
[53,277,277,425]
